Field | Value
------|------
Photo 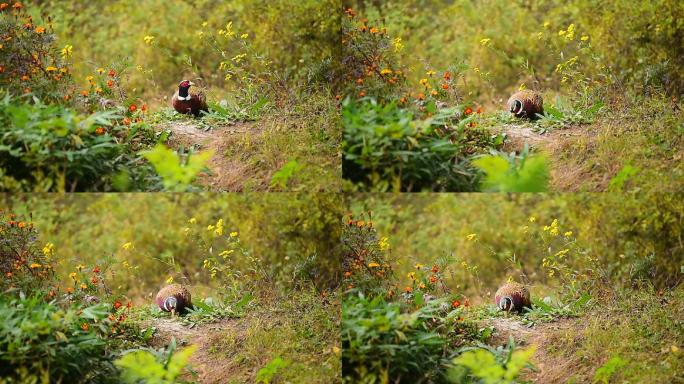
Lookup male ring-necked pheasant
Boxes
[155,284,192,316]
[507,90,544,119]
[494,282,531,313]
[171,80,208,116]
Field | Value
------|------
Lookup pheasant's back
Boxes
[495,282,531,312]
[155,284,192,312]
[507,90,544,118]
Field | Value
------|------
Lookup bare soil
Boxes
[496,124,605,191]
[150,318,250,383]
[161,119,265,191]
[487,317,585,383]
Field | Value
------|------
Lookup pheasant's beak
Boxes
[189,81,196,86]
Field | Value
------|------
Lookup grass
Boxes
[203,289,340,383]
[544,97,684,192]
[534,286,684,383]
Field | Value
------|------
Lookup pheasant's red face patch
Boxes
[179,80,190,87]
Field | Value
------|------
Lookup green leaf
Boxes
[255,357,290,384]
[593,356,627,384]
[270,159,303,190]
[141,144,212,191]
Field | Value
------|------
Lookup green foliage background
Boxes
[353,192,684,296]
[348,0,683,99]
[45,0,341,98]
[4,193,343,300]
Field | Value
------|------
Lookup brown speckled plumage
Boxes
[495,282,531,312]
[155,284,192,313]
[507,90,544,119]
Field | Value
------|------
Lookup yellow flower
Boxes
[414,263,424,269]
[581,35,589,41]
[80,283,87,290]
[529,216,536,223]
[419,283,426,289]
[61,44,73,58]
[564,231,573,237]
[143,35,155,45]
[219,250,234,258]
[230,231,238,237]
[207,225,215,231]
[122,242,133,250]
[166,276,173,284]
[380,68,392,75]
[42,243,54,257]
[378,237,390,251]
[466,233,477,241]
[407,272,417,281]
[97,68,105,74]
[555,249,570,258]
[392,37,404,52]
[29,263,41,269]
[368,262,380,268]
[426,70,436,77]
[202,22,208,28]
[543,21,550,29]
[419,78,429,87]
[558,30,566,36]
[46,66,57,72]
[479,38,491,46]
[232,53,246,63]
[214,219,224,236]
[76,264,85,272]
[240,33,248,39]
[69,272,77,280]
[188,217,197,224]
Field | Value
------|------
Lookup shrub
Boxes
[342,294,450,383]
[0,295,120,384]
[342,98,502,191]
[0,3,72,102]
[0,92,163,191]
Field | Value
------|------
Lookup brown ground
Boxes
[487,317,585,383]
[496,124,606,191]
[149,318,250,383]
[161,120,266,191]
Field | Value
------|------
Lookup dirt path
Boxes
[487,317,583,383]
[161,119,262,191]
[150,318,249,383]
[495,124,601,190]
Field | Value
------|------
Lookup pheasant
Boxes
[507,90,544,119]
[171,80,208,116]
[494,282,531,312]
[155,284,192,315]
